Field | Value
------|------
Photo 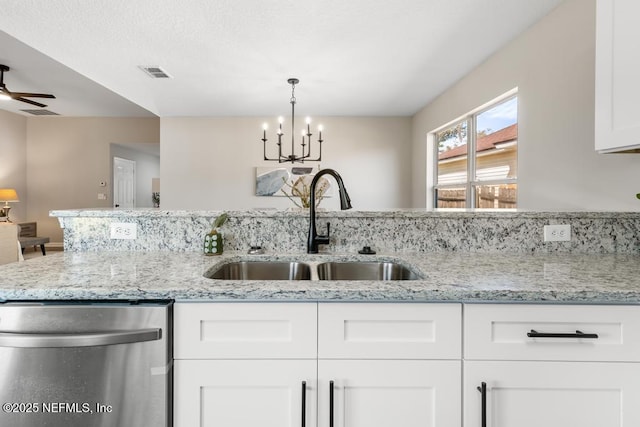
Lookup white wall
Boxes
[110,144,160,208]
[412,0,640,210]
[161,116,412,210]
[0,110,27,222]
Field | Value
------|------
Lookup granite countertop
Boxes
[0,251,639,303]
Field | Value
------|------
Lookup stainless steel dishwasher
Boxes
[0,300,172,427]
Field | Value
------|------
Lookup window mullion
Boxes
[467,116,476,208]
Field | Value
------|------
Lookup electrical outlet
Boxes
[543,224,571,242]
[110,223,137,239]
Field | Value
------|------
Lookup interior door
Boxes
[113,157,136,208]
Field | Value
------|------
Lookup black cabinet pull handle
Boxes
[329,380,334,427]
[527,329,598,339]
[476,382,487,427]
[301,381,306,427]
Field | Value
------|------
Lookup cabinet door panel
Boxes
[174,359,316,427]
[175,302,317,359]
[465,361,640,427]
[319,303,461,359]
[465,304,640,361]
[595,0,640,152]
[319,360,460,427]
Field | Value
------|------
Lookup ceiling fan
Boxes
[0,64,56,108]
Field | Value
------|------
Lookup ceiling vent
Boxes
[21,109,59,116]
[139,66,172,79]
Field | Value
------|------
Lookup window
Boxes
[433,93,517,209]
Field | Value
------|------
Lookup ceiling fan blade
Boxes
[9,92,55,99]
[0,66,55,107]
[14,97,48,108]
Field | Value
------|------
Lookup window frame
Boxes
[432,92,518,209]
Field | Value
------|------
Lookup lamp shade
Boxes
[0,189,19,203]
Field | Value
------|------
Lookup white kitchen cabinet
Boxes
[465,361,640,427]
[464,304,640,427]
[319,360,460,427]
[595,0,640,152]
[175,301,640,427]
[174,302,317,359]
[174,359,316,427]
[318,302,461,359]
[317,303,462,427]
[174,302,318,427]
[174,302,462,427]
[464,303,640,362]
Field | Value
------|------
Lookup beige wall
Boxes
[161,116,412,210]
[110,144,160,208]
[412,0,640,210]
[0,110,27,222]
[26,117,159,242]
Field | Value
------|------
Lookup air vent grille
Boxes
[139,66,172,79]
[21,109,59,116]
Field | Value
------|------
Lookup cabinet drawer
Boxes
[464,304,640,362]
[174,302,317,359]
[318,303,461,359]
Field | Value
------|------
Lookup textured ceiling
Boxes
[0,0,564,117]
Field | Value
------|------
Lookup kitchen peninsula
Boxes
[2,208,640,427]
[0,208,636,303]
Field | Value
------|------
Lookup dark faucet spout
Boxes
[307,168,352,254]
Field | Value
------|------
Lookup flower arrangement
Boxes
[281,175,330,209]
[209,212,228,233]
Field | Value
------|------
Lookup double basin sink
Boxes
[206,261,422,281]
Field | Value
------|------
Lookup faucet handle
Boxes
[316,222,331,245]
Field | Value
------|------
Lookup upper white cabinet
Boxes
[595,0,640,152]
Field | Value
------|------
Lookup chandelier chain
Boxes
[290,81,297,104]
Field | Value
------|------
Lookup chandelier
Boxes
[261,78,323,163]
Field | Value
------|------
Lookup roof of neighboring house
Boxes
[438,123,518,160]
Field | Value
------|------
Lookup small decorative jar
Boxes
[204,213,228,256]
[204,229,223,256]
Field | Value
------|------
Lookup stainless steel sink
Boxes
[206,261,312,280]
[316,262,421,281]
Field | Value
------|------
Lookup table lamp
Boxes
[0,189,19,222]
